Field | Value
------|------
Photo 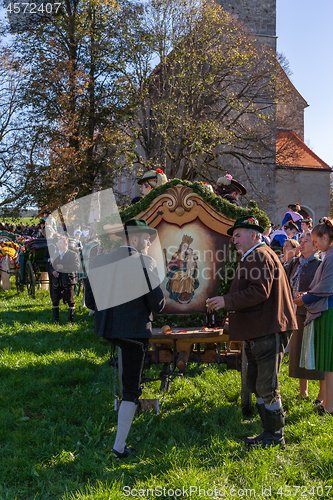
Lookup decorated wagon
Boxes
[100,180,270,413]
[0,231,21,291]
[16,237,50,297]
[16,236,86,298]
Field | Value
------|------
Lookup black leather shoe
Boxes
[247,408,286,450]
[317,405,333,417]
[245,403,266,445]
[260,431,286,450]
[245,432,265,446]
[317,405,326,416]
[112,446,136,458]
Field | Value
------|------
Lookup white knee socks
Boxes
[113,401,137,453]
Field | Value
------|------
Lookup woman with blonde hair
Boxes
[280,238,300,266]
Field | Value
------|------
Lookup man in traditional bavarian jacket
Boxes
[85,219,165,458]
[208,216,297,449]
[49,234,80,323]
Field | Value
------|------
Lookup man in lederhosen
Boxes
[85,219,165,458]
[49,234,80,323]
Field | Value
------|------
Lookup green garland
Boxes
[120,179,270,224]
[97,179,270,252]
[96,180,269,326]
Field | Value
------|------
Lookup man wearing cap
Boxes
[85,219,165,458]
[208,216,297,449]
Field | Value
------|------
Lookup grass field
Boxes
[0,285,332,500]
[2,217,39,226]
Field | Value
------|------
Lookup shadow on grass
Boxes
[0,353,251,498]
[0,304,93,323]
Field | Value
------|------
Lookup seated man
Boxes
[215,174,247,206]
[131,169,167,204]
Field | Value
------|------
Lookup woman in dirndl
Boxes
[294,219,333,415]
[285,232,324,403]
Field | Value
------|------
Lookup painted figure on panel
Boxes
[164,234,199,304]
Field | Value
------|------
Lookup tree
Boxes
[0,35,38,215]
[10,0,137,209]
[0,0,294,210]
[120,0,282,183]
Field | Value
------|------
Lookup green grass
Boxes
[2,217,40,226]
[0,285,333,499]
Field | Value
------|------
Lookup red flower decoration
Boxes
[155,168,164,174]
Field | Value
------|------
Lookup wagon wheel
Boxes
[241,342,252,415]
[25,260,36,298]
[15,269,23,292]
[159,363,172,392]
[74,280,82,296]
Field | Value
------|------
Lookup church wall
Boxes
[217,0,276,41]
[275,169,331,225]
[276,66,308,141]
[215,0,277,219]
[277,98,305,141]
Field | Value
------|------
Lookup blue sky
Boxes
[277,0,333,167]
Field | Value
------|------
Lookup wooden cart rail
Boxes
[145,327,251,413]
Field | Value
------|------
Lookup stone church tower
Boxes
[216,0,278,217]
[126,1,330,222]
[217,0,276,46]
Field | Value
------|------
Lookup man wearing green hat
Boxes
[208,215,297,449]
[85,219,165,458]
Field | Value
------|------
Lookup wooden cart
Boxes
[144,327,251,413]
[124,183,254,413]
[17,238,49,297]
